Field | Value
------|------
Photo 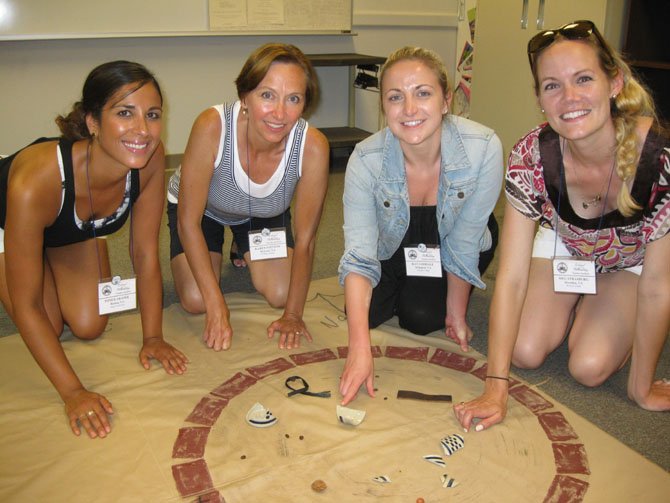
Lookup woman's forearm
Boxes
[134,249,165,341]
[446,272,472,321]
[282,238,315,320]
[14,306,84,400]
[179,221,227,312]
[628,276,670,397]
[344,273,373,349]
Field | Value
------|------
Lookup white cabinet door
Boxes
[469,0,608,155]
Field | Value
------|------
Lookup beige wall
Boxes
[0,1,459,155]
[605,0,629,50]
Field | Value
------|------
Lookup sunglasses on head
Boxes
[527,20,613,69]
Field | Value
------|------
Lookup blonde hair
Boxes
[608,50,656,215]
[532,33,657,216]
[379,46,451,113]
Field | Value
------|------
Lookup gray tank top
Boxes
[167,101,307,225]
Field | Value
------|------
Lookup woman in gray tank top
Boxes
[168,43,329,352]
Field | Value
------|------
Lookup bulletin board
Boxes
[0,0,353,40]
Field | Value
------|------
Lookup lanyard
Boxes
[85,140,134,280]
[553,152,616,260]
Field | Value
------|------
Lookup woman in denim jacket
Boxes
[338,47,503,405]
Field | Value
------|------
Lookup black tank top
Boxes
[0,137,140,247]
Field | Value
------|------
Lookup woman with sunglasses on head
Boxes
[0,61,188,439]
[455,20,670,432]
[168,43,329,352]
[339,47,502,406]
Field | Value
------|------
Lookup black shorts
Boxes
[167,202,294,259]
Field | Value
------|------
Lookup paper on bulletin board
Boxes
[249,0,285,25]
[209,0,248,28]
[208,0,351,32]
[287,0,350,30]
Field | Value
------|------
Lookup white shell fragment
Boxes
[423,454,446,467]
[245,402,278,428]
[440,433,465,456]
[441,473,458,488]
[336,405,366,426]
[372,475,391,484]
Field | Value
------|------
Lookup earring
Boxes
[541,109,545,113]
[611,94,618,99]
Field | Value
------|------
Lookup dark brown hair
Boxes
[55,60,163,141]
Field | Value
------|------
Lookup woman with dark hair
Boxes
[167,43,329,352]
[455,20,670,432]
[0,60,187,439]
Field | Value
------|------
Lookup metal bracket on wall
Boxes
[520,0,529,29]
[537,0,546,30]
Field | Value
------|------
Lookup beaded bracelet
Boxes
[485,375,510,381]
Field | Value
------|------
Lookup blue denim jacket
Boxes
[338,115,503,289]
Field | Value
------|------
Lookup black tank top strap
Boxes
[57,137,76,222]
[130,168,140,204]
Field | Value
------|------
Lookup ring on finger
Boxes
[87,410,96,417]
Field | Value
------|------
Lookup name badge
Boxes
[248,227,288,261]
[404,243,442,278]
[98,275,137,315]
[552,257,597,294]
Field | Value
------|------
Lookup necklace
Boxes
[581,194,602,210]
[561,138,613,210]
